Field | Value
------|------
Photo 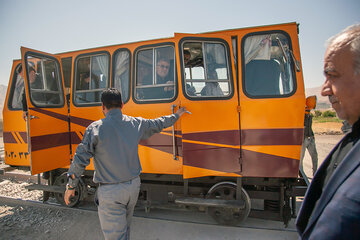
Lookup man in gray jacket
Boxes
[64,88,189,239]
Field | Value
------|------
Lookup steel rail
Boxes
[0,195,297,233]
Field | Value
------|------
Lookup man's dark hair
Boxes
[101,88,123,109]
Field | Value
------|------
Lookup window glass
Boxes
[9,64,25,110]
[61,57,72,88]
[135,46,175,101]
[183,42,231,97]
[24,55,64,107]
[74,54,109,104]
[61,57,72,102]
[113,50,130,102]
[243,33,295,97]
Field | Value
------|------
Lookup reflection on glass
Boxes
[183,42,231,97]
[244,33,295,96]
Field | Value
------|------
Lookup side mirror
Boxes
[306,95,317,110]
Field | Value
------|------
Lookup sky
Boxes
[0,0,359,89]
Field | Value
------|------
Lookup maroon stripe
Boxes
[182,142,298,177]
[241,128,303,146]
[30,108,68,121]
[70,116,94,128]
[29,107,94,128]
[182,128,303,146]
[13,132,22,143]
[239,149,299,177]
[19,132,28,144]
[183,142,241,172]
[71,132,82,145]
[31,132,70,151]
[184,130,240,146]
[139,133,182,156]
[3,132,17,143]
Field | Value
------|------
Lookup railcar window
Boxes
[113,50,130,103]
[9,64,25,110]
[61,57,72,89]
[74,54,109,105]
[243,33,295,97]
[183,42,231,98]
[24,55,64,107]
[61,57,72,101]
[135,46,175,101]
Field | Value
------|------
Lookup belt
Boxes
[99,177,139,186]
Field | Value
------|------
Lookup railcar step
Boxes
[175,197,245,209]
[25,184,65,193]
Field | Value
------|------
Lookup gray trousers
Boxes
[300,136,318,177]
[96,177,140,240]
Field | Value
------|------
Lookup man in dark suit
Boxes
[296,24,360,239]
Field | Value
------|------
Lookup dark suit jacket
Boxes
[296,138,360,239]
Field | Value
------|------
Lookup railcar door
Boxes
[175,33,241,179]
[21,47,70,175]
[236,23,305,178]
[2,60,29,167]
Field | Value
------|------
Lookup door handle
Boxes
[29,115,40,120]
[171,104,178,160]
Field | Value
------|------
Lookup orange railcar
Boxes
[2,22,306,225]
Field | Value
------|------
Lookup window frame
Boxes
[132,42,177,104]
[179,37,234,101]
[72,51,111,107]
[241,30,297,99]
[24,51,66,109]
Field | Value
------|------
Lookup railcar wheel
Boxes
[206,182,251,226]
[53,173,82,207]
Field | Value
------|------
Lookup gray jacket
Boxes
[67,108,179,187]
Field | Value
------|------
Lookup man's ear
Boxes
[102,103,107,112]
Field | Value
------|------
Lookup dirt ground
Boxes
[312,121,343,135]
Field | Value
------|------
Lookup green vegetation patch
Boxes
[314,117,342,123]
[312,110,341,123]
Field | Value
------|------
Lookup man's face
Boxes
[184,53,190,64]
[321,41,360,124]
[156,60,170,78]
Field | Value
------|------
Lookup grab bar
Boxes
[171,104,178,160]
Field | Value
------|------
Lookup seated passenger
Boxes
[77,73,96,103]
[12,64,25,109]
[200,70,223,96]
[140,58,174,99]
[184,50,191,67]
[186,83,196,96]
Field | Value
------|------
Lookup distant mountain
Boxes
[0,84,7,119]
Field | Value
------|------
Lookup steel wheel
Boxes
[206,182,251,226]
[54,172,82,207]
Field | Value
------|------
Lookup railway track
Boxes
[0,190,297,233]
[0,162,298,234]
